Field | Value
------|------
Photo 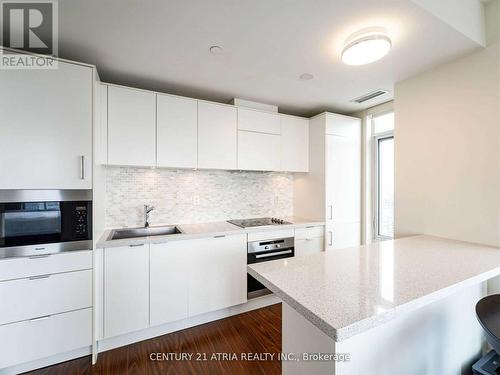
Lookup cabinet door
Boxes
[198,102,237,169]
[150,242,189,326]
[237,131,281,171]
[238,108,281,134]
[0,61,92,189]
[189,234,247,316]
[295,238,324,257]
[107,86,156,167]
[281,116,309,172]
[325,223,360,251]
[157,94,197,168]
[104,244,149,338]
[325,133,360,224]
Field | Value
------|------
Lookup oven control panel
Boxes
[75,206,88,236]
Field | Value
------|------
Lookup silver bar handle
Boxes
[213,235,226,238]
[328,205,333,220]
[328,231,333,246]
[129,243,145,247]
[29,315,51,322]
[29,274,50,280]
[80,155,85,180]
[29,254,50,259]
[255,249,292,259]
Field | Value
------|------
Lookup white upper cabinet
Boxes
[0,61,93,189]
[100,83,311,173]
[237,108,281,134]
[237,131,281,171]
[157,94,198,168]
[280,116,309,172]
[107,85,156,167]
[197,101,237,170]
[95,84,109,165]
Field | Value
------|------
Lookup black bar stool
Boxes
[473,295,500,374]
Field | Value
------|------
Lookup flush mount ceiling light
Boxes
[341,32,392,66]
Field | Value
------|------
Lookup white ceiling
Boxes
[58,0,482,116]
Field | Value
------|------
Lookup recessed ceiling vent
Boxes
[351,89,389,104]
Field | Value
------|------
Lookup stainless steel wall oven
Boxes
[247,236,294,299]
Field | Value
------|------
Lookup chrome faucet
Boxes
[144,205,155,228]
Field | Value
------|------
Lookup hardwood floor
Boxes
[25,303,282,375]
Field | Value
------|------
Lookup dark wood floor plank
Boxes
[23,303,282,375]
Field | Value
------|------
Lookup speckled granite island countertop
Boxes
[248,235,500,342]
[96,216,324,248]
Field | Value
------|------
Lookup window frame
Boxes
[371,111,394,241]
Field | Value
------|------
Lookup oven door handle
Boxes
[255,249,293,259]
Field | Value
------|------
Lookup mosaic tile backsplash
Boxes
[105,167,294,228]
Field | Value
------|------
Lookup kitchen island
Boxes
[248,235,500,375]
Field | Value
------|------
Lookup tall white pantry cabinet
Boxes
[294,113,361,250]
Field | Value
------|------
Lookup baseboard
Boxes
[0,347,91,375]
[97,294,281,353]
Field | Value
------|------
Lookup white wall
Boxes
[410,0,485,46]
[394,40,500,247]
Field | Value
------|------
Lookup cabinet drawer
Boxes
[0,308,92,369]
[295,237,324,257]
[248,229,295,242]
[0,269,92,325]
[0,251,92,282]
[294,226,325,240]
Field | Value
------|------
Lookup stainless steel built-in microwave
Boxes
[0,190,92,258]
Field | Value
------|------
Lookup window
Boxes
[372,112,394,240]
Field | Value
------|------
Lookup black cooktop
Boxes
[227,217,291,228]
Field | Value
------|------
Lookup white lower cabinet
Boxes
[0,250,92,282]
[104,244,150,338]
[0,308,92,369]
[0,269,92,325]
[295,238,324,257]
[150,242,189,326]
[188,234,247,316]
[325,222,360,250]
[0,250,93,370]
[104,235,247,336]
[294,226,325,257]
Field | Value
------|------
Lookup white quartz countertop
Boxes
[96,216,324,248]
[248,235,500,342]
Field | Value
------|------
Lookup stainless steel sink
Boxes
[109,225,183,240]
